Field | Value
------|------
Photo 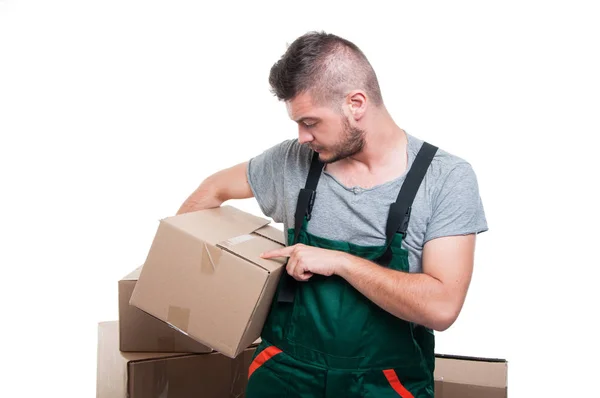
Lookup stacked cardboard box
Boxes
[96,321,256,398]
[434,354,507,397]
[96,205,508,397]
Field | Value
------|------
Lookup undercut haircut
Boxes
[268,31,384,109]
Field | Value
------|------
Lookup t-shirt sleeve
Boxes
[246,139,293,223]
[424,162,489,243]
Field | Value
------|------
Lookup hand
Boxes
[260,244,348,282]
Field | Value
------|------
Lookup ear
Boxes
[346,90,367,121]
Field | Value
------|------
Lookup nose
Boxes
[298,128,313,145]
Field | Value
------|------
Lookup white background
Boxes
[1,1,599,397]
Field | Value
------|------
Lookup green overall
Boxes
[247,143,438,398]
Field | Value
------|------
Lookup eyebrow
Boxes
[295,117,320,124]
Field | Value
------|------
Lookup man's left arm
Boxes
[336,233,476,331]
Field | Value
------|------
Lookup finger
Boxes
[287,256,307,282]
[297,269,313,281]
[289,257,312,282]
[296,258,313,281]
[260,245,295,259]
[286,256,300,280]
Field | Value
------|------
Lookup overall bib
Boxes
[247,142,438,398]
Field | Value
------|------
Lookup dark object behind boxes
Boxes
[97,321,255,398]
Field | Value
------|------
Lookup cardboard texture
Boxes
[96,321,256,398]
[119,266,213,353]
[130,205,287,358]
[434,354,508,398]
[98,322,507,397]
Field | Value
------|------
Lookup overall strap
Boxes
[278,151,324,303]
[378,142,438,266]
[293,151,324,245]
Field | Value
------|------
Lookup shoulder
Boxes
[276,139,313,178]
[285,139,313,169]
[248,138,314,184]
[406,132,481,199]
[249,138,311,168]
[253,138,311,163]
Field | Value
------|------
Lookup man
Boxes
[177,31,487,398]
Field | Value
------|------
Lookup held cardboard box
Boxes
[119,266,213,353]
[130,205,287,358]
[434,354,508,398]
[96,321,257,398]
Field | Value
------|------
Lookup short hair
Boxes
[268,31,384,109]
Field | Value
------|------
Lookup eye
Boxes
[304,122,317,129]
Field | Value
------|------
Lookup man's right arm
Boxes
[176,161,254,215]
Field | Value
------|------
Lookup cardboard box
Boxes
[97,321,506,398]
[119,266,213,353]
[96,321,256,398]
[434,354,508,398]
[130,205,287,358]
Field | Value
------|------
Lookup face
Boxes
[286,92,366,164]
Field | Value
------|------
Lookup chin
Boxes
[318,152,339,164]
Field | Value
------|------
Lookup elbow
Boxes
[429,303,461,332]
[430,318,454,332]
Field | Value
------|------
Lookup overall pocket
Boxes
[361,367,433,398]
[246,343,290,398]
[382,369,415,398]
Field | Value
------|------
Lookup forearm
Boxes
[176,162,253,215]
[336,254,456,331]
[176,177,223,214]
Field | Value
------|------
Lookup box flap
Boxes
[162,205,270,247]
[254,224,285,245]
[217,231,287,273]
[434,354,507,388]
[121,265,143,281]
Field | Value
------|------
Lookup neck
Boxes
[342,107,408,173]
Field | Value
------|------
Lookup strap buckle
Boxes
[397,206,412,238]
[306,190,316,221]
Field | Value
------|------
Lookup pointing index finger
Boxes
[260,245,295,259]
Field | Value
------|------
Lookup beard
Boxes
[314,117,366,164]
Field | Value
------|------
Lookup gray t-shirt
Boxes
[247,132,488,273]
